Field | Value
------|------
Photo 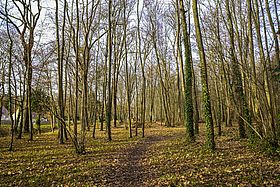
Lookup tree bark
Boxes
[179,0,194,142]
[192,0,215,150]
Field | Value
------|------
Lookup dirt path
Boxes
[100,135,169,187]
[1,126,279,186]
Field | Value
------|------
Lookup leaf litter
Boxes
[0,124,279,186]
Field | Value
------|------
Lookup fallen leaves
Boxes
[0,125,279,186]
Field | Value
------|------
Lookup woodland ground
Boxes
[0,123,279,186]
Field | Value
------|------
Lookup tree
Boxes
[55,0,66,144]
[179,0,194,142]
[31,87,49,134]
[225,0,250,139]
[106,0,113,141]
[6,6,14,151]
[124,0,132,138]
[192,0,215,150]
[0,0,42,141]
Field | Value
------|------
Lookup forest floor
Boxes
[0,123,280,186]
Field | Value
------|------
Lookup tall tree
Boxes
[137,0,146,138]
[192,0,215,150]
[247,0,258,121]
[225,0,249,139]
[106,0,113,141]
[124,0,132,138]
[179,0,194,142]
[55,0,66,144]
[0,0,41,141]
[6,4,14,150]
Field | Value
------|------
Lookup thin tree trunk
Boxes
[106,0,113,141]
[225,0,250,139]
[137,0,146,138]
[7,19,14,151]
[124,0,132,138]
[192,0,215,150]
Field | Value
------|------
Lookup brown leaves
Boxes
[0,125,280,186]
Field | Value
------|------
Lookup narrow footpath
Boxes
[100,135,171,187]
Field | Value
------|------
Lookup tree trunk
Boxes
[179,0,194,142]
[225,0,249,139]
[106,0,113,141]
[192,0,215,150]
